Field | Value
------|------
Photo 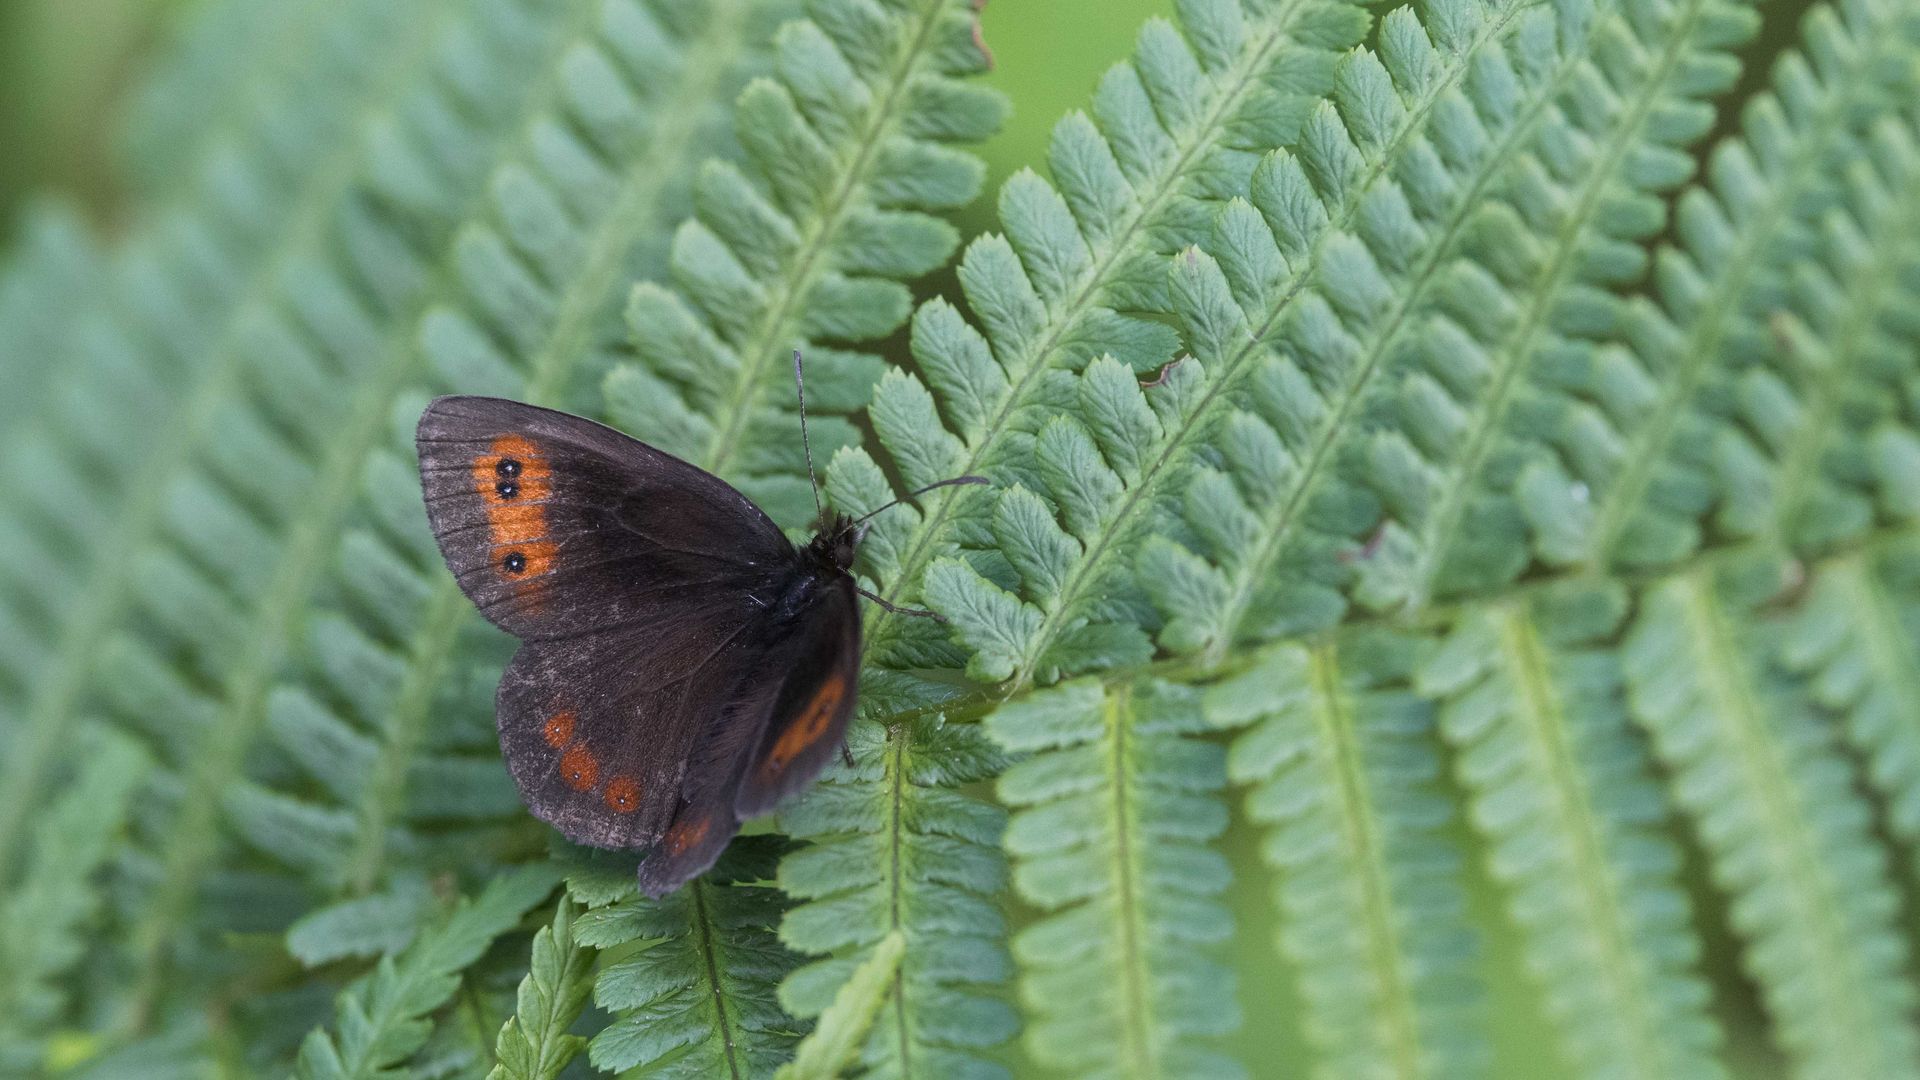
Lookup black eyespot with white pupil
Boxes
[496,458,522,478]
[495,479,518,498]
[503,551,527,574]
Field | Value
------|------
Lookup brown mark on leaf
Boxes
[1140,356,1186,389]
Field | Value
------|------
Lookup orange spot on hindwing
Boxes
[762,671,850,777]
[542,712,575,749]
[560,745,599,791]
[665,816,711,856]
[604,775,641,814]
[471,435,556,598]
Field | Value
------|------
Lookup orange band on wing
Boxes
[472,435,557,599]
[763,671,850,775]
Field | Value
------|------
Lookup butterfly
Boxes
[415,355,982,895]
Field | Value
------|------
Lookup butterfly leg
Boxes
[840,742,856,769]
[855,586,946,622]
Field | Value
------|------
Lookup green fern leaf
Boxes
[777,715,1012,1079]
[1140,0,1772,654]
[287,877,439,968]
[569,837,802,1078]
[0,204,98,445]
[1551,0,1920,571]
[0,0,470,882]
[1418,588,1726,1080]
[0,727,149,1074]
[606,0,1001,526]
[1779,542,1920,852]
[988,678,1243,1078]
[773,930,904,1080]
[846,0,1374,678]
[1206,636,1485,1079]
[0,1,799,1031]
[295,863,560,1080]
[1622,558,1920,1080]
[488,896,594,1080]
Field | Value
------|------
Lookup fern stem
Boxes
[1308,645,1428,1080]
[864,0,1350,648]
[693,880,748,1080]
[342,584,470,893]
[1102,688,1158,1077]
[882,722,914,1077]
[0,0,467,893]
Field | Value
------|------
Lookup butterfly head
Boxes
[807,512,861,574]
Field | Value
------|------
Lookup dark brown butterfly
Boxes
[415,358,980,895]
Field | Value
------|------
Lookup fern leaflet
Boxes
[1418,590,1726,1080]
[1207,637,1485,1079]
[295,863,559,1080]
[1623,558,1920,1080]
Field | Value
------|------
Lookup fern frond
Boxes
[115,0,352,200]
[287,876,439,968]
[1381,0,1786,607]
[264,0,798,910]
[844,0,1375,678]
[1777,538,1920,858]
[1417,589,1725,1080]
[0,0,465,852]
[0,727,148,1074]
[93,0,676,1007]
[12,0,791,1018]
[988,678,1243,1078]
[1754,121,1920,553]
[0,204,98,447]
[1622,558,1920,1080]
[1147,0,1772,654]
[295,863,559,1080]
[607,0,1001,527]
[567,837,801,1078]
[1206,637,1485,1080]
[777,715,1012,1079]
[773,930,904,1080]
[1575,0,1920,569]
[488,896,594,1080]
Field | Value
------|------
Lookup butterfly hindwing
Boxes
[416,396,790,640]
[494,593,778,850]
[734,579,862,819]
[636,579,860,895]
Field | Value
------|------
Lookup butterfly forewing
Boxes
[416,396,790,639]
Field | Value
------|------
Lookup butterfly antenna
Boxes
[850,474,990,527]
[793,349,823,521]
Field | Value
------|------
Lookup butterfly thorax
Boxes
[804,512,859,575]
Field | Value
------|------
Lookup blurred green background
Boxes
[0,0,1175,237]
